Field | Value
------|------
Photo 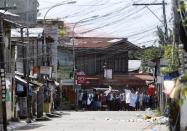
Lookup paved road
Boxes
[14,111,169,131]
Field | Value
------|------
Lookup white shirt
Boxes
[109,94,113,101]
[125,89,131,104]
[129,93,137,107]
[87,94,92,105]
[78,93,83,101]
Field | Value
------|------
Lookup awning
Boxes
[15,75,33,86]
[15,75,27,84]
[0,10,19,17]
[60,79,74,86]
[4,18,22,27]
[30,80,43,87]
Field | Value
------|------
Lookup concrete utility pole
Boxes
[172,0,180,45]
[133,0,168,43]
[133,0,168,113]
[172,0,182,131]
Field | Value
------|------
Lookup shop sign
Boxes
[104,69,112,79]
[77,75,87,85]
[40,66,52,78]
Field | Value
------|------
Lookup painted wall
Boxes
[181,100,187,131]
[57,48,73,80]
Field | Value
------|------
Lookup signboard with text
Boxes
[77,75,87,85]
[40,66,52,78]
[104,69,112,79]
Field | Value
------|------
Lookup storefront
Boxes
[15,76,28,119]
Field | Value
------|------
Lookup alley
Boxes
[14,111,168,131]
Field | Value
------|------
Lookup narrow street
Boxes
[14,111,168,131]
[1,0,187,130]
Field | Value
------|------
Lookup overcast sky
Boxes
[38,0,172,47]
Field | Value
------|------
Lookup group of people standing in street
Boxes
[78,86,158,111]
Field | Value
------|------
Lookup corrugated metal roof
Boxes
[74,37,119,48]
[60,37,140,50]
[0,10,18,17]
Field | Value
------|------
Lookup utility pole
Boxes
[21,27,31,123]
[25,0,31,123]
[172,0,181,131]
[172,0,180,45]
[26,27,31,123]
[0,16,7,131]
[133,0,168,43]
[133,0,168,113]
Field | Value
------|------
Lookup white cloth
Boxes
[129,93,137,108]
[78,93,83,101]
[139,93,144,106]
[87,97,91,105]
[125,89,131,104]
[87,94,93,105]
[109,94,113,101]
[16,103,20,111]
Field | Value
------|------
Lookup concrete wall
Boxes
[181,100,187,131]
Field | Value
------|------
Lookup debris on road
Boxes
[105,118,112,121]
[127,110,169,125]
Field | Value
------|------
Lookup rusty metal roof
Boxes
[85,73,154,87]
[59,36,141,51]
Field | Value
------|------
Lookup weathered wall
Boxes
[181,100,187,131]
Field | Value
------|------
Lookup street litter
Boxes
[144,115,152,120]
[144,116,169,124]
[105,118,112,121]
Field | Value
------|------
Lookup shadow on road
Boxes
[15,123,44,130]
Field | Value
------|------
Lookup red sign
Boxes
[77,75,87,85]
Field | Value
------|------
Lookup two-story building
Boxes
[58,36,153,89]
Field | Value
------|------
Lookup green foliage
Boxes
[156,26,173,45]
[179,1,186,12]
[128,45,163,61]
[180,74,187,106]
[156,26,165,45]
[140,46,162,62]
[163,45,180,72]
[128,51,140,60]
[160,67,172,75]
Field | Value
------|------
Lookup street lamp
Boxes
[72,15,99,108]
[43,1,76,66]
[41,0,76,115]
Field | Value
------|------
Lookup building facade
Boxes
[58,36,143,88]
[0,0,38,25]
[0,17,20,128]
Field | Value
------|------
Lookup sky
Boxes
[38,0,172,47]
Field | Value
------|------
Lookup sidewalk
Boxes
[7,121,28,131]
